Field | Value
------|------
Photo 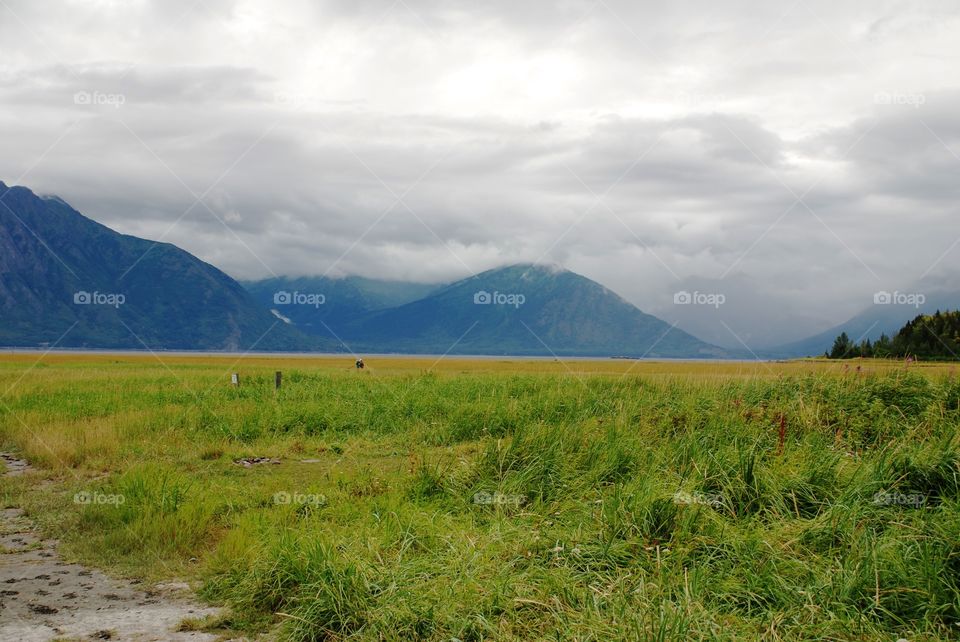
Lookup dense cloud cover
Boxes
[2,0,958,347]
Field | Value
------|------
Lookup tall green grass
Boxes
[2,364,959,640]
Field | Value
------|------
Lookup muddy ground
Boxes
[0,453,227,641]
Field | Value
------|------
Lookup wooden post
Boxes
[231,373,239,387]
[275,371,282,391]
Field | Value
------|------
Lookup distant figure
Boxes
[356,358,365,369]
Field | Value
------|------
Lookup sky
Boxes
[1,0,959,348]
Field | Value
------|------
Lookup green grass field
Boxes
[1,354,959,641]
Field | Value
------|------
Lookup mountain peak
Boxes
[0,182,38,200]
[485,262,569,278]
[513,261,565,271]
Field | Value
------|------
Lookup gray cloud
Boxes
[2,0,960,348]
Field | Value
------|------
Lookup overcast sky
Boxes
[2,0,959,347]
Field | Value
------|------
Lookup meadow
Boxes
[1,353,959,641]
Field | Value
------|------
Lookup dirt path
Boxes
[0,453,225,641]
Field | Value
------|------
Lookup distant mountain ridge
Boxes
[766,284,960,357]
[243,275,440,340]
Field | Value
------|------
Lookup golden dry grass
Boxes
[0,351,954,378]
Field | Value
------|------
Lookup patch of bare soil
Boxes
[0,453,226,641]
[232,457,280,468]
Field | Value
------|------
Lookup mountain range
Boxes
[1,180,954,358]
[0,182,727,357]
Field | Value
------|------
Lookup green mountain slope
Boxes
[340,264,729,357]
[243,275,440,339]
[0,181,326,351]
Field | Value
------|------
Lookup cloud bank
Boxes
[2,0,959,347]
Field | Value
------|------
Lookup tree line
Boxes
[827,310,960,360]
